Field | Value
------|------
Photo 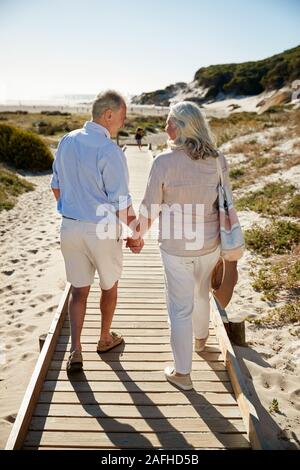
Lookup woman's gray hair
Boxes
[168,101,218,160]
[92,90,125,119]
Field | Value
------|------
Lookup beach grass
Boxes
[0,165,34,211]
[251,255,300,302]
[245,219,300,257]
[236,180,299,216]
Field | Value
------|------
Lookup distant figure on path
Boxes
[51,90,143,373]
[135,127,144,150]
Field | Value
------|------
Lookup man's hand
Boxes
[125,237,144,254]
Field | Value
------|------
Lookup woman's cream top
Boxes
[140,148,231,257]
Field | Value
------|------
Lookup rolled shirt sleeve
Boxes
[102,147,132,211]
[50,136,67,189]
[50,157,59,189]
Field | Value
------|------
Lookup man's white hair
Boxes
[168,101,218,160]
[92,90,125,119]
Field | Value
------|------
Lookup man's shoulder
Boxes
[99,140,124,159]
[58,128,83,145]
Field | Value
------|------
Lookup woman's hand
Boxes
[125,237,144,254]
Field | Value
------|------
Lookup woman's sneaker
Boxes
[164,366,193,391]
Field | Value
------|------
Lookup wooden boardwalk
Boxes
[6,147,260,450]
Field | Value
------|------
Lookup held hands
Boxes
[124,220,144,254]
[125,236,144,254]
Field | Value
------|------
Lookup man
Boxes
[51,90,143,372]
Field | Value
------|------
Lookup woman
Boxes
[133,101,232,390]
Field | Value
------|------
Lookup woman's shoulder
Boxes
[154,148,180,163]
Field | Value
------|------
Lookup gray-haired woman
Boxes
[133,101,232,390]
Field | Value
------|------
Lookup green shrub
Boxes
[145,126,156,133]
[236,181,297,216]
[117,130,129,137]
[0,166,34,210]
[252,256,300,301]
[283,194,300,218]
[41,110,70,116]
[229,167,245,179]
[0,124,15,163]
[0,123,53,171]
[245,220,300,257]
[194,45,300,99]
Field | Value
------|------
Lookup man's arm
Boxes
[116,204,136,228]
[52,188,60,201]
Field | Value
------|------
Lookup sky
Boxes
[0,0,299,102]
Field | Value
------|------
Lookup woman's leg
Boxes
[160,250,195,374]
[192,246,221,339]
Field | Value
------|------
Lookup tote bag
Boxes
[216,155,244,261]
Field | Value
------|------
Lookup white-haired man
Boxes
[51,90,143,372]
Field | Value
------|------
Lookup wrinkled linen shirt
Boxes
[140,148,231,257]
[51,121,132,223]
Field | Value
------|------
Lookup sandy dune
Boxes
[0,172,65,447]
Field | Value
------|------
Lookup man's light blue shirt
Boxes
[50,121,132,223]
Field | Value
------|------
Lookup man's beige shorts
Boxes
[60,218,123,290]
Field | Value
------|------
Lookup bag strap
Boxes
[216,153,225,188]
[216,153,229,212]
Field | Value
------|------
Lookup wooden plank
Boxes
[117,282,165,287]
[42,380,234,393]
[55,342,219,352]
[34,403,243,419]
[5,283,71,450]
[28,416,245,433]
[45,370,231,382]
[87,302,167,308]
[86,304,167,309]
[60,327,215,334]
[37,391,236,406]
[89,293,166,299]
[86,312,168,318]
[63,322,170,330]
[49,361,227,371]
[57,335,174,344]
[23,430,250,449]
[52,351,223,362]
[116,286,164,290]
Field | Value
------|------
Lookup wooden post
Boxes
[213,297,246,346]
[229,321,246,346]
[39,334,47,352]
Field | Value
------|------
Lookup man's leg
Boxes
[100,281,118,343]
[69,285,90,352]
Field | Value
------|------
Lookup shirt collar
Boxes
[84,120,111,139]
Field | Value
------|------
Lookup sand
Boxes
[219,127,300,450]
[0,172,65,447]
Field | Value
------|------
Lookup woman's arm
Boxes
[133,157,164,239]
